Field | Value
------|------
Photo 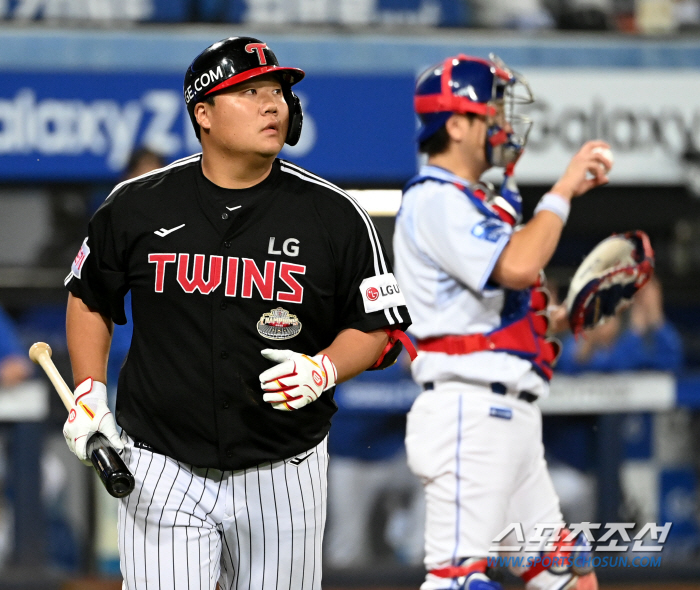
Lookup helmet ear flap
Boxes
[285,90,303,146]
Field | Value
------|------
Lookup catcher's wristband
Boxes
[534,192,570,224]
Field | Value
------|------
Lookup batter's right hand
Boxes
[259,349,337,411]
[550,140,612,200]
[62,377,123,466]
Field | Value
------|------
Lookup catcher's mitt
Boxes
[565,230,655,335]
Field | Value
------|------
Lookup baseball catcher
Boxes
[394,53,611,590]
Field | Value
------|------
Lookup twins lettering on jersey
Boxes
[148,253,305,303]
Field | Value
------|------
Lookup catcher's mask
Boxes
[414,54,533,167]
[184,36,305,145]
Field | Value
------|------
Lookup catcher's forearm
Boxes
[491,209,565,290]
[66,293,113,386]
[319,328,388,384]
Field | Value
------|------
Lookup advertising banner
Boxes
[0,72,416,182]
[1,68,698,184]
[511,69,700,185]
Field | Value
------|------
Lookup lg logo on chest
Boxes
[148,253,306,303]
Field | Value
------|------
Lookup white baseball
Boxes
[592,147,614,172]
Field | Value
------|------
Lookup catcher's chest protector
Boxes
[408,173,561,380]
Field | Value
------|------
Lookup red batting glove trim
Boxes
[74,377,94,403]
[262,362,298,384]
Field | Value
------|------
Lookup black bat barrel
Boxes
[86,432,135,498]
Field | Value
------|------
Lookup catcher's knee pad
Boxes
[521,529,595,590]
[428,558,503,590]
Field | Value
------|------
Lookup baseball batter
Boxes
[393,55,613,590]
[62,37,411,589]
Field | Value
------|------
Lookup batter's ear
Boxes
[194,102,212,134]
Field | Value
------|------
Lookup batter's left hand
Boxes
[259,349,337,411]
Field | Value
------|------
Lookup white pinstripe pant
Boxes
[118,434,328,590]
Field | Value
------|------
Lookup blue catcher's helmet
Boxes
[414,54,533,168]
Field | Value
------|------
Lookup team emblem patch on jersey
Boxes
[257,307,302,340]
[71,237,90,279]
[471,219,509,243]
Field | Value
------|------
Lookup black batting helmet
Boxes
[184,37,305,145]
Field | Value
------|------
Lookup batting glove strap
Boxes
[259,349,337,411]
[63,377,123,464]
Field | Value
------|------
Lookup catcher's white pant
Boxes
[118,433,327,590]
[405,383,563,589]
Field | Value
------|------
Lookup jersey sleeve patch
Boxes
[71,237,90,280]
[360,273,406,314]
[471,218,510,243]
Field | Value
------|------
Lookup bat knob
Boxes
[86,433,135,498]
[29,342,52,364]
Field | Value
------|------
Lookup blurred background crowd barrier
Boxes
[0,0,699,32]
[2,1,700,588]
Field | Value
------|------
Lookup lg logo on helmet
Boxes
[245,43,268,65]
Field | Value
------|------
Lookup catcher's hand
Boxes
[259,349,337,411]
[565,230,655,335]
[551,140,613,199]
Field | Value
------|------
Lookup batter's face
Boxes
[196,74,289,158]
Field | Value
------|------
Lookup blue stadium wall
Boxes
[0,29,699,183]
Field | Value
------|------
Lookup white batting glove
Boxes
[62,378,123,465]
[259,349,337,411]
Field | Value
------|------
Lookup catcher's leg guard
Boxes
[426,558,503,590]
[521,529,596,590]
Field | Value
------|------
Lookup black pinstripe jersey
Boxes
[65,155,411,470]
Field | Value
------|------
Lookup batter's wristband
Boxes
[534,192,570,225]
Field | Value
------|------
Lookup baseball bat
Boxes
[28,342,135,498]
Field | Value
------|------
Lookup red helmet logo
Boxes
[245,43,268,65]
[68,408,77,423]
[366,287,379,301]
[312,371,323,386]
